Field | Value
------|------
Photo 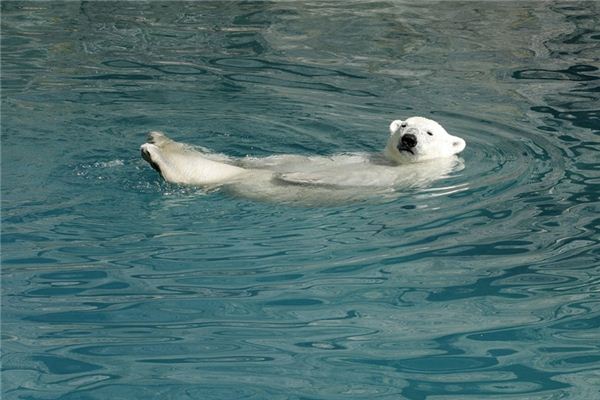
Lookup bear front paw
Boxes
[140,144,163,175]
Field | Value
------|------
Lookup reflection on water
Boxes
[2,1,599,399]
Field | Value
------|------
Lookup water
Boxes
[1,1,599,399]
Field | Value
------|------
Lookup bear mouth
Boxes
[397,144,415,155]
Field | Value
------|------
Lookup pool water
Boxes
[2,2,599,399]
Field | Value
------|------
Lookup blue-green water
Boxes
[2,1,599,399]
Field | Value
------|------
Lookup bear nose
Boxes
[401,133,418,148]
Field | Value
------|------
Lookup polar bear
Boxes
[140,117,466,202]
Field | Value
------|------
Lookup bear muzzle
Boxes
[397,133,418,154]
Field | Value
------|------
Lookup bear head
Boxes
[384,116,466,163]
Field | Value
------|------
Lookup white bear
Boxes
[140,117,466,203]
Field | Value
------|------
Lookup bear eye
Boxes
[401,123,407,128]
[427,131,433,136]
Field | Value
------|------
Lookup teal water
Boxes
[2,1,599,399]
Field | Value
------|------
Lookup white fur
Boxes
[140,117,466,202]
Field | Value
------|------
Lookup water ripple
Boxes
[2,2,600,400]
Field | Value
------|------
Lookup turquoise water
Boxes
[2,1,599,399]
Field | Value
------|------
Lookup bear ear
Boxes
[452,137,466,153]
[389,120,403,135]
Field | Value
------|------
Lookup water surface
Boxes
[2,1,599,399]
